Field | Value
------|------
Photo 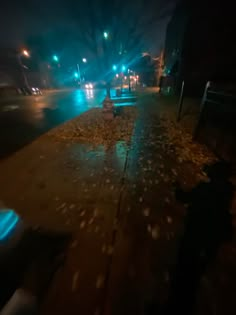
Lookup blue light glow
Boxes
[122,65,126,72]
[103,31,108,39]
[112,65,117,71]
[0,210,20,240]
[74,72,79,78]
[53,55,59,62]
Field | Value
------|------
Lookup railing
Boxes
[193,81,236,162]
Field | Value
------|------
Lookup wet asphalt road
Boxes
[0,89,106,159]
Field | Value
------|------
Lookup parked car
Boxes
[20,87,42,96]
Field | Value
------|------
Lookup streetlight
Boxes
[53,55,59,62]
[18,49,30,88]
[121,65,126,72]
[103,31,109,39]
[77,58,87,84]
[22,49,30,57]
[112,65,117,71]
[74,72,79,78]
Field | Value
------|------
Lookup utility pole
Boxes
[17,54,30,88]
[77,63,81,85]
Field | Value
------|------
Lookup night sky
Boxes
[0,0,177,56]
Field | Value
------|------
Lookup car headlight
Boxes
[89,83,93,89]
[85,84,89,89]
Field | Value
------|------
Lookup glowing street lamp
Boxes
[74,72,79,78]
[112,65,117,71]
[53,55,59,62]
[22,49,30,57]
[103,31,109,39]
[82,58,87,63]
[121,65,126,72]
[18,49,30,88]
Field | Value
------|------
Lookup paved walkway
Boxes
[0,93,235,315]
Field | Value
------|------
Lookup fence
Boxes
[193,81,236,162]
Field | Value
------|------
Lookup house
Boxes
[164,0,236,95]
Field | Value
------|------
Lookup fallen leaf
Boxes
[61,208,67,214]
[57,202,66,210]
[171,169,178,176]
[94,225,100,233]
[143,208,150,217]
[163,176,169,183]
[147,224,152,233]
[93,208,99,217]
[72,271,80,292]
[139,196,143,203]
[71,240,78,248]
[151,225,160,240]
[89,218,94,225]
[167,216,173,224]
[80,210,86,217]
[96,274,105,289]
[80,221,86,229]
[107,245,114,255]
[102,244,106,253]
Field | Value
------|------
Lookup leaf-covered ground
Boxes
[0,92,235,315]
[48,107,137,147]
[158,96,217,168]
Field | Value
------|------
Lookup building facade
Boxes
[164,0,236,95]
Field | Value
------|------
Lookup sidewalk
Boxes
[0,93,235,315]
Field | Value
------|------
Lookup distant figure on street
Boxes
[166,161,234,315]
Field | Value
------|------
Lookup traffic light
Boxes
[53,55,59,62]
[103,31,109,39]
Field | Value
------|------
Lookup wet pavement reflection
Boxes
[0,89,106,159]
